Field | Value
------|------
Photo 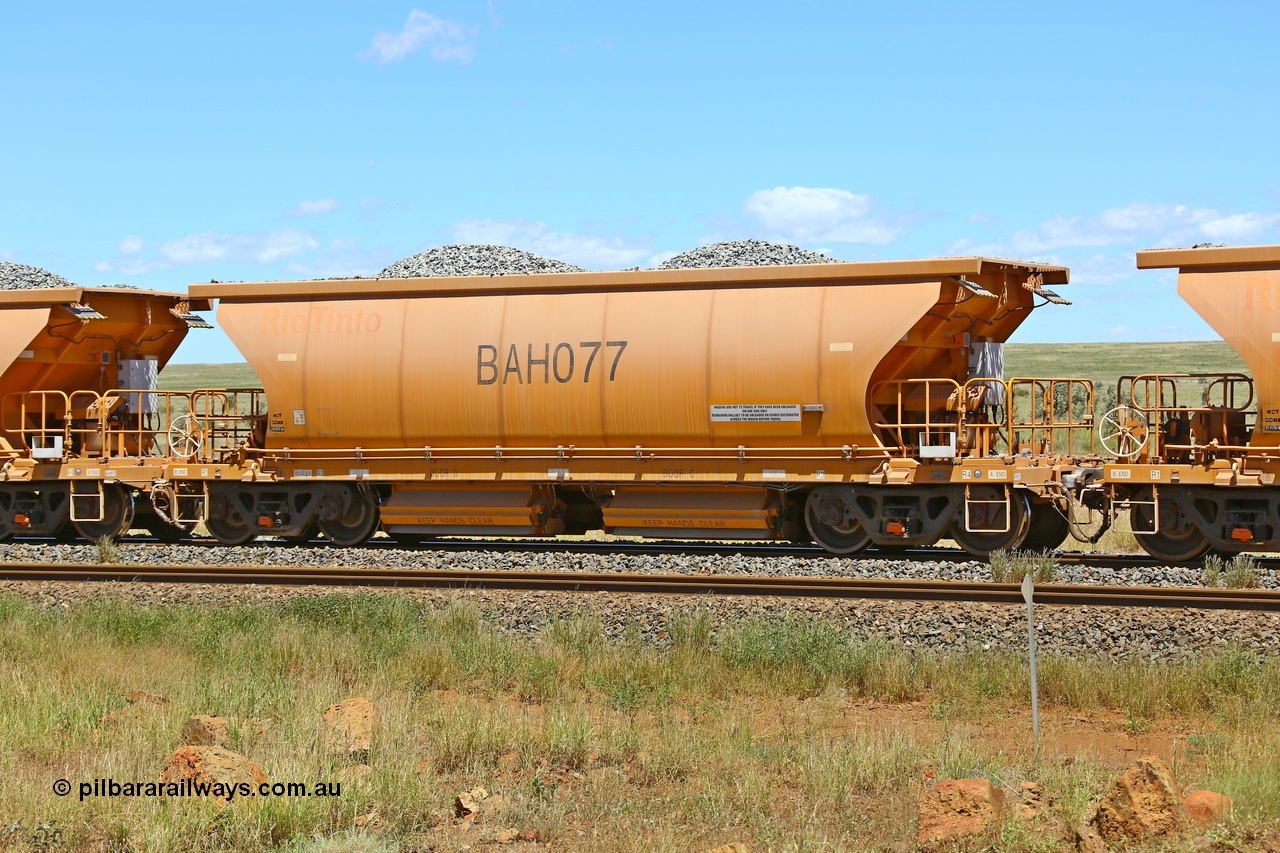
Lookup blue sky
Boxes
[3,1,1278,363]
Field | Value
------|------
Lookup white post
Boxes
[1021,573,1040,758]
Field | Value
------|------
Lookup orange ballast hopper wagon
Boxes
[191,258,1071,547]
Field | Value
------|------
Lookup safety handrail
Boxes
[1007,377,1096,456]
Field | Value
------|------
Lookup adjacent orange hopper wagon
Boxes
[191,257,1072,552]
[0,286,211,540]
[1098,245,1280,561]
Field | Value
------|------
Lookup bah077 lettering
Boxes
[478,341,627,385]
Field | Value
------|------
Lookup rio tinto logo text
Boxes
[260,307,384,335]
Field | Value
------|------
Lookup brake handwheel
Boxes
[167,413,204,459]
[1097,405,1148,459]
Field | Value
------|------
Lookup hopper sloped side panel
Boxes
[1178,268,1278,445]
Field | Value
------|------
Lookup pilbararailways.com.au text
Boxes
[58,778,343,802]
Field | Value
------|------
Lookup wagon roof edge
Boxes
[1137,244,1280,270]
[0,286,210,310]
[189,256,1069,301]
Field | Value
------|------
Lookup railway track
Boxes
[19,534,1280,573]
[4,562,1278,611]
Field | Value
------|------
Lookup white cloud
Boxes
[991,201,1280,255]
[119,235,144,254]
[289,198,339,217]
[0,249,12,261]
[445,218,650,269]
[363,10,478,64]
[1199,212,1280,241]
[161,229,319,265]
[742,186,900,244]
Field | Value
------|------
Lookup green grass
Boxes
[1004,341,1248,394]
[989,549,1058,583]
[158,362,261,392]
[1,593,1277,851]
[1204,554,1262,589]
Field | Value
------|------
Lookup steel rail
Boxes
[3,562,1278,611]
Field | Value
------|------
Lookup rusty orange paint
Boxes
[209,258,1065,459]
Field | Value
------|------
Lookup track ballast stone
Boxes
[380,245,584,278]
[0,261,76,290]
[659,240,834,269]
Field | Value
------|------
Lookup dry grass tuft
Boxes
[989,550,1058,584]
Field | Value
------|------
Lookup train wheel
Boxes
[74,485,135,542]
[1021,500,1070,551]
[950,489,1031,559]
[320,489,380,548]
[1131,491,1210,563]
[205,515,258,546]
[803,489,870,554]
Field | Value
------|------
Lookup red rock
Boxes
[1015,781,1046,821]
[1183,789,1232,827]
[1087,756,1188,844]
[320,697,380,755]
[158,746,267,799]
[181,715,230,748]
[455,786,489,818]
[1074,821,1107,853]
[918,778,1005,846]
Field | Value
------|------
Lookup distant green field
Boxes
[1004,341,1248,393]
[161,341,1250,396]
[157,362,260,391]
